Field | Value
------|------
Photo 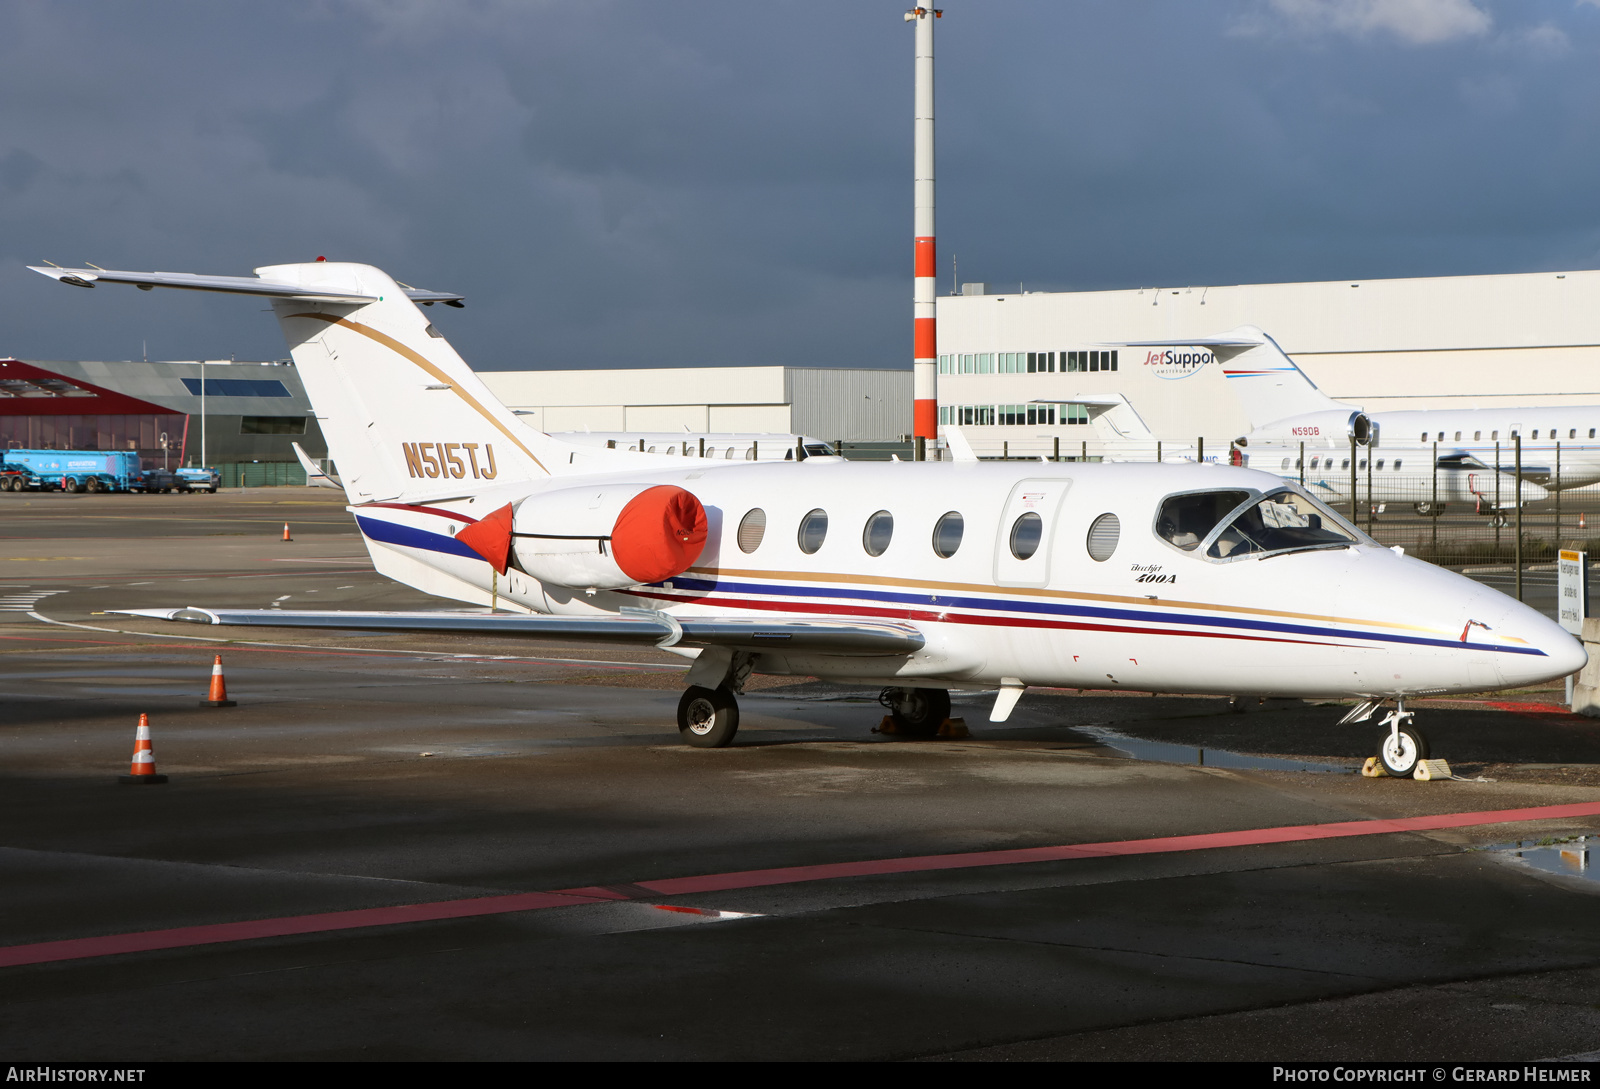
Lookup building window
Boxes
[239,416,307,435]
[938,355,952,375]
[181,378,291,398]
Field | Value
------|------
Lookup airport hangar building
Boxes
[936,268,1600,458]
[0,359,911,478]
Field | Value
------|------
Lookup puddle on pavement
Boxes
[1075,724,1353,774]
[1485,836,1600,885]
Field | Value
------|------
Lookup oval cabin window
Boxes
[736,509,767,553]
[932,512,964,558]
[862,510,893,557]
[1009,512,1044,560]
[798,509,829,555]
[1086,513,1120,561]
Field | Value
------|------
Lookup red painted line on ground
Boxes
[6,801,1600,970]
[1484,701,1579,716]
[623,801,1600,896]
[0,890,605,969]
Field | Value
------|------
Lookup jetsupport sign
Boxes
[1143,348,1215,380]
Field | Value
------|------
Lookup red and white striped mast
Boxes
[906,6,940,457]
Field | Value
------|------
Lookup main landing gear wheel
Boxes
[678,685,739,748]
[1375,702,1429,778]
[1414,501,1444,516]
[878,687,952,738]
[1489,513,1510,528]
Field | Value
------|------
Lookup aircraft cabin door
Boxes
[993,478,1073,587]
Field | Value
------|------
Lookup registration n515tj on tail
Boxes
[30,261,1585,776]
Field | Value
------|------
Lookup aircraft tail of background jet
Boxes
[1120,325,1355,430]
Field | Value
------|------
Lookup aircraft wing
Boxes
[114,608,925,655]
[26,265,463,306]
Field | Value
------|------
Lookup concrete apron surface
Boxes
[0,488,1597,1061]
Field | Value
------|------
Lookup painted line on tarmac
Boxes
[4,801,1599,970]
[17,613,682,671]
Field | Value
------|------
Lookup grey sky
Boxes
[3,0,1599,370]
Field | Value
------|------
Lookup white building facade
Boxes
[937,269,1600,457]
[480,366,909,443]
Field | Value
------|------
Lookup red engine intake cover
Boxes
[610,485,708,583]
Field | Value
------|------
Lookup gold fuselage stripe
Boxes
[686,564,1445,636]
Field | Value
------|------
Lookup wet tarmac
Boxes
[1,488,1599,1061]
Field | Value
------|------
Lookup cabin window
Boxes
[1310,457,1320,470]
[1376,460,1384,471]
[1437,432,1444,442]
[862,511,894,557]
[1474,432,1482,441]
[1420,432,1427,443]
[1394,460,1402,471]
[725,447,736,459]
[1280,458,1290,470]
[1591,429,1596,439]
[1454,432,1461,441]
[1533,430,1541,440]
[1086,513,1120,562]
[932,512,964,558]
[1341,458,1350,469]
[1492,431,1498,440]
[797,509,829,554]
[1155,490,1251,552]
[1009,513,1044,560]
[1359,460,1367,471]
[1572,430,1579,440]
[736,509,767,553]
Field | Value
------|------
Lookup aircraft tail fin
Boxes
[28,261,652,500]
[1116,325,1356,430]
[1050,394,1156,443]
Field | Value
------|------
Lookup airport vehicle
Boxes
[30,260,1587,776]
[175,466,220,493]
[1128,327,1600,490]
[2,448,147,493]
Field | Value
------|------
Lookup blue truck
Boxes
[0,449,219,493]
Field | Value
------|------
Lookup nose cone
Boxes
[1491,594,1586,688]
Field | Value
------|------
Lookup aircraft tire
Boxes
[882,686,951,738]
[1414,501,1444,516]
[1376,725,1428,779]
[678,685,739,748]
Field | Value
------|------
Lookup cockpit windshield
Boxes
[1156,486,1368,561]
[1155,490,1251,551]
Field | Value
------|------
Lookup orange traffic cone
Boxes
[118,713,168,785]
[200,654,236,708]
[282,522,293,542]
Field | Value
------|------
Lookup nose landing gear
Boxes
[1375,702,1428,778]
[1341,698,1430,778]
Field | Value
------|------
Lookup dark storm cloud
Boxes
[2,1,1599,369]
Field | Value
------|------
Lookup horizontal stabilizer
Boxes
[115,608,926,656]
[291,442,342,491]
[27,265,463,306]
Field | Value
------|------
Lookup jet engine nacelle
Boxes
[510,483,708,590]
[1258,409,1376,448]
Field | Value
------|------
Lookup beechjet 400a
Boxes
[30,261,1586,777]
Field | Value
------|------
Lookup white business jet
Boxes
[31,261,1585,776]
[1063,394,1545,515]
[1125,327,1600,493]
